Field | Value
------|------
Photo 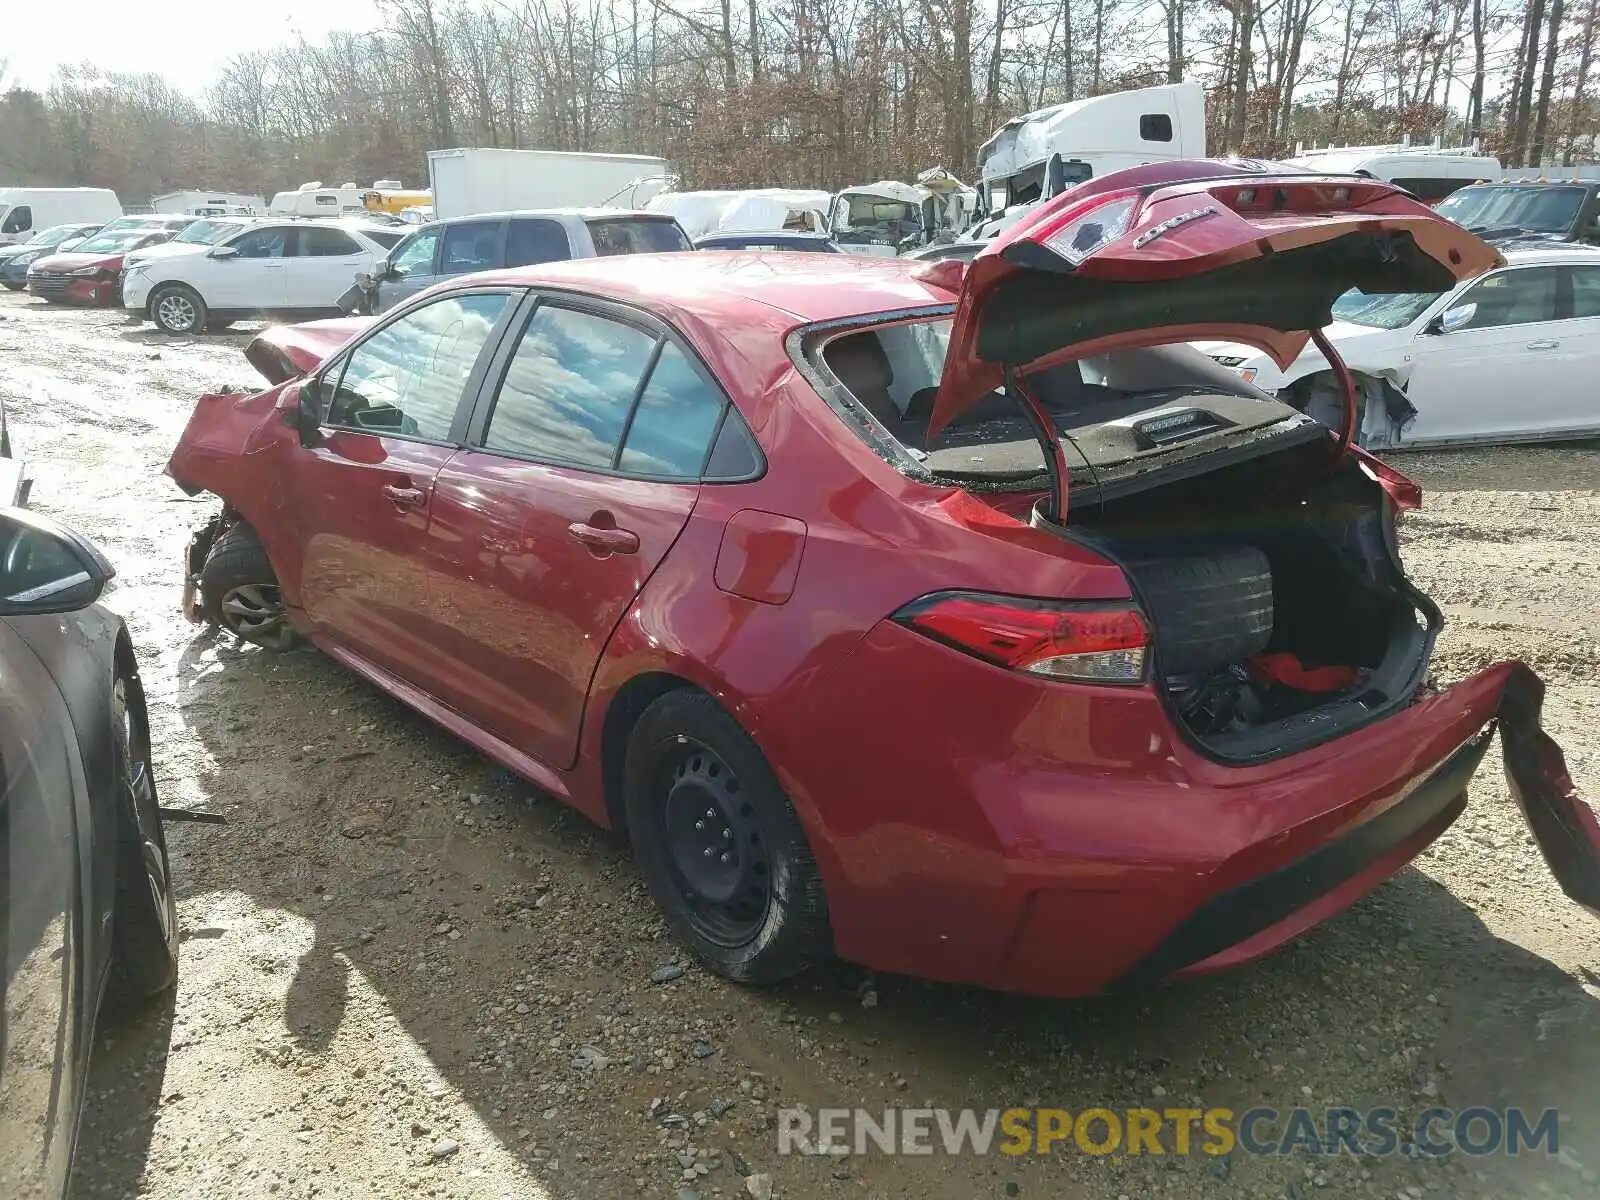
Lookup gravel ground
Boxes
[2,288,1598,1200]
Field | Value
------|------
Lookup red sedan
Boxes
[28,227,176,305]
[167,160,1600,996]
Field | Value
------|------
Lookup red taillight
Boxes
[1352,446,1422,513]
[895,592,1150,683]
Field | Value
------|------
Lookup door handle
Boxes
[1526,338,1560,350]
[382,483,426,511]
[568,520,640,556]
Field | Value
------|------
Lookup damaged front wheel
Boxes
[199,522,298,651]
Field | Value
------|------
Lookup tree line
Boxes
[1,0,1597,205]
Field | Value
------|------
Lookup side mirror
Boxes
[0,508,114,615]
[208,244,238,259]
[282,377,326,446]
[1430,303,1476,334]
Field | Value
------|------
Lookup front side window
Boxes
[297,227,362,257]
[1140,113,1174,142]
[390,228,440,276]
[1452,267,1560,329]
[1,206,32,234]
[483,306,657,468]
[326,293,510,440]
[230,228,290,258]
[440,221,501,274]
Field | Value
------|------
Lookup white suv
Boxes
[123,219,405,334]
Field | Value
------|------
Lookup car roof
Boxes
[1498,245,1600,265]
[428,209,675,226]
[469,250,956,326]
[697,231,836,243]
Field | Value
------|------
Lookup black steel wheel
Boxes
[624,690,830,983]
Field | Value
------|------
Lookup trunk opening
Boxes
[1030,438,1435,764]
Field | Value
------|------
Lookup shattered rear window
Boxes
[814,318,1315,487]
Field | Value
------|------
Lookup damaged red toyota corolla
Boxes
[166,160,1600,996]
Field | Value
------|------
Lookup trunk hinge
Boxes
[1006,366,1074,523]
[1311,326,1358,462]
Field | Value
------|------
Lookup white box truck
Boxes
[0,187,122,245]
[152,190,265,215]
[427,148,672,220]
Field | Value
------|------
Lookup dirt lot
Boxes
[2,287,1599,1200]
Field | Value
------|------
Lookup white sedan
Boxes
[123,219,406,334]
[1195,246,1600,450]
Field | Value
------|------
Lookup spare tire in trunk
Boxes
[1124,546,1274,675]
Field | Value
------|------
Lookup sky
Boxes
[4,0,389,96]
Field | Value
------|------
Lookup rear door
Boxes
[423,294,734,767]
[286,225,372,310]
[1403,265,1564,445]
[284,289,519,680]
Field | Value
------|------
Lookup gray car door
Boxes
[0,621,87,1198]
[375,224,444,312]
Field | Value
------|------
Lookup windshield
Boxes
[818,319,1305,485]
[73,230,157,255]
[1435,185,1584,234]
[836,194,922,231]
[26,224,89,248]
[174,219,246,245]
[585,217,692,255]
[1329,288,1443,329]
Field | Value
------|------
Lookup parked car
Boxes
[123,219,400,334]
[0,501,180,1197]
[1195,245,1600,450]
[0,223,108,290]
[1435,180,1600,247]
[27,227,179,305]
[345,209,692,314]
[693,231,843,252]
[167,161,1600,997]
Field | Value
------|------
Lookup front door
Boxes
[377,225,444,311]
[285,290,517,680]
[0,623,85,1199]
[211,224,293,309]
[1403,264,1564,446]
[425,298,732,768]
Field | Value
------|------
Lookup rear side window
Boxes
[326,293,509,440]
[2,206,32,234]
[441,221,501,274]
[481,303,744,478]
[618,342,726,477]
[506,218,572,267]
[297,227,362,256]
[1568,265,1600,318]
[586,218,692,256]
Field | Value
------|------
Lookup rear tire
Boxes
[199,522,298,651]
[624,690,830,984]
[108,667,179,1003]
[150,283,206,335]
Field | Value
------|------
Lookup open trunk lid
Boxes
[244,316,373,385]
[927,160,1503,437]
